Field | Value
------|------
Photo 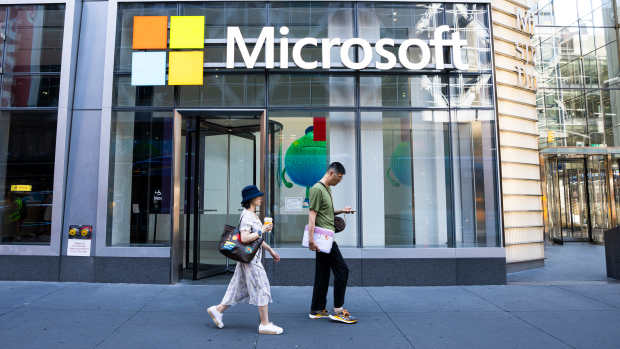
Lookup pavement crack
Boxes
[93,287,167,349]
[364,287,416,349]
[461,287,576,349]
[552,284,620,310]
[0,284,65,320]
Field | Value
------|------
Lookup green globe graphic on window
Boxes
[281,126,328,207]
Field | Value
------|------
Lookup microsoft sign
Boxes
[131,16,469,86]
[227,25,469,70]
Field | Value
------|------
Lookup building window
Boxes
[109,2,500,249]
[0,4,65,245]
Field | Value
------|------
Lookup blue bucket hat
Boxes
[241,185,264,205]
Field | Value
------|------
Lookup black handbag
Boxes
[218,214,264,263]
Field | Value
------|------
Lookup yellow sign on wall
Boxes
[10,185,32,192]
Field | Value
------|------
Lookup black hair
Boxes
[241,201,251,209]
[327,161,346,175]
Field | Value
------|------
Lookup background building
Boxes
[533,0,620,245]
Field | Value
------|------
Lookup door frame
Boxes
[170,109,267,283]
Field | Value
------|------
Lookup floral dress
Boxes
[220,209,272,307]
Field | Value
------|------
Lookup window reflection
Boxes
[0,111,57,244]
[269,74,355,106]
[269,111,357,248]
[107,112,173,246]
[535,0,620,147]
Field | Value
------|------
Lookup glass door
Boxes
[173,110,265,281]
[586,155,610,243]
[557,159,590,242]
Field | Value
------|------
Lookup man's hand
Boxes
[336,206,355,215]
[309,240,319,252]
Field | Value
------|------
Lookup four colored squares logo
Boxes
[131,16,204,86]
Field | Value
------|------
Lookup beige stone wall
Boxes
[491,0,544,263]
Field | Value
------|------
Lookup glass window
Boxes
[0,6,6,73]
[182,2,267,40]
[449,74,494,108]
[114,3,177,72]
[1,75,60,107]
[357,3,444,41]
[586,90,605,145]
[361,110,455,247]
[445,4,491,72]
[452,109,500,247]
[0,111,57,245]
[583,50,599,89]
[178,73,265,107]
[3,5,64,73]
[360,75,449,108]
[269,110,357,248]
[271,3,353,39]
[112,75,174,107]
[553,0,578,27]
[107,111,173,246]
[269,74,355,107]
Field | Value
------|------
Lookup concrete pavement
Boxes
[1,281,619,349]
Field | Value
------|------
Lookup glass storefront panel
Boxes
[268,74,354,107]
[449,74,494,108]
[114,3,178,72]
[360,75,449,108]
[360,109,499,247]
[113,75,174,107]
[587,155,610,242]
[182,2,267,40]
[357,3,444,42]
[445,4,492,72]
[0,4,64,246]
[0,111,57,244]
[178,73,265,107]
[2,5,64,73]
[107,112,173,246]
[452,109,500,247]
[269,110,357,248]
[109,2,501,251]
[0,75,60,108]
[270,2,353,39]
[361,110,450,247]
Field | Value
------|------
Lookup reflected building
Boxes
[534,0,620,244]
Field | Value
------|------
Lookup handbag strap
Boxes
[318,181,345,226]
[237,211,254,234]
[318,181,335,210]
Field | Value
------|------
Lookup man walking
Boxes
[307,162,357,324]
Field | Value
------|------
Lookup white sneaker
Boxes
[258,322,283,335]
[207,306,224,329]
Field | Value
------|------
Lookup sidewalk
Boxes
[1,281,619,349]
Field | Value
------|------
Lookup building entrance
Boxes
[171,109,267,280]
[543,155,617,244]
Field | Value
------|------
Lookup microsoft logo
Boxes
[131,16,205,86]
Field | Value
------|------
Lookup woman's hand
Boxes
[270,250,281,263]
[263,224,273,233]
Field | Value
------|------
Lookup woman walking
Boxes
[207,185,283,335]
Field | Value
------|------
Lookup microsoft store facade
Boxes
[0,0,520,285]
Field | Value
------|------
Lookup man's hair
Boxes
[327,162,346,175]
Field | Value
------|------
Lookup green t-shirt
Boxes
[309,182,335,231]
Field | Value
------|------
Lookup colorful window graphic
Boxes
[131,16,204,86]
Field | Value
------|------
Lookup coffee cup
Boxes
[264,217,273,227]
